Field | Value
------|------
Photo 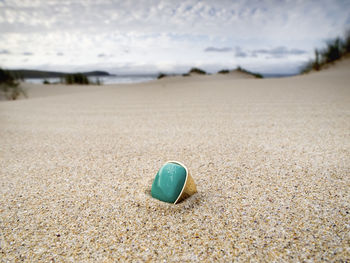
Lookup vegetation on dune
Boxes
[218,69,230,74]
[0,68,26,100]
[236,66,263,78]
[301,30,350,74]
[157,73,167,79]
[345,30,350,53]
[156,68,206,80]
[188,67,206,75]
[62,73,102,85]
[157,66,262,80]
[217,66,263,78]
[63,73,90,85]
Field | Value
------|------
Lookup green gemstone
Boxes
[151,162,187,203]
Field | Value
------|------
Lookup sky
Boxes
[0,0,349,75]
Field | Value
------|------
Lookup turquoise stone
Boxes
[151,162,187,203]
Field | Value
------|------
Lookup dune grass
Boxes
[62,73,102,85]
[157,68,207,79]
[63,73,90,85]
[236,66,263,78]
[301,30,350,73]
[0,68,26,100]
[157,73,167,79]
[218,67,263,78]
[189,67,206,75]
[218,69,230,74]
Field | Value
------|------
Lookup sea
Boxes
[23,73,297,85]
[24,75,158,85]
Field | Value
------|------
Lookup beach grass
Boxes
[0,68,26,100]
[301,30,350,73]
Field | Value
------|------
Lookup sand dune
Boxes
[0,60,349,261]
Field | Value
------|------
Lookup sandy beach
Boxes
[0,60,349,261]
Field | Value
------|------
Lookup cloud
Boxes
[204,47,232,52]
[0,1,349,38]
[235,47,247,57]
[0,0,349,74]
[22,52,33,56]
[289,48,307,55]
[252,46,307,58]
[0,49,10,55]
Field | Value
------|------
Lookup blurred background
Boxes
[0,0,349,77]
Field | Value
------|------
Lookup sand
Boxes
[0,60,349,261]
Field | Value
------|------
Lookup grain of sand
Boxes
[1,61,349,261]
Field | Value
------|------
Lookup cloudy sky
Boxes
[0,0,349,74]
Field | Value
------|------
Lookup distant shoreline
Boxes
[23,75,157,85]
[8,68,299,81]
[8,69,113,79]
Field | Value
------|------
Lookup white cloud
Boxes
[204,47,232,52]
[0,0,349,73]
